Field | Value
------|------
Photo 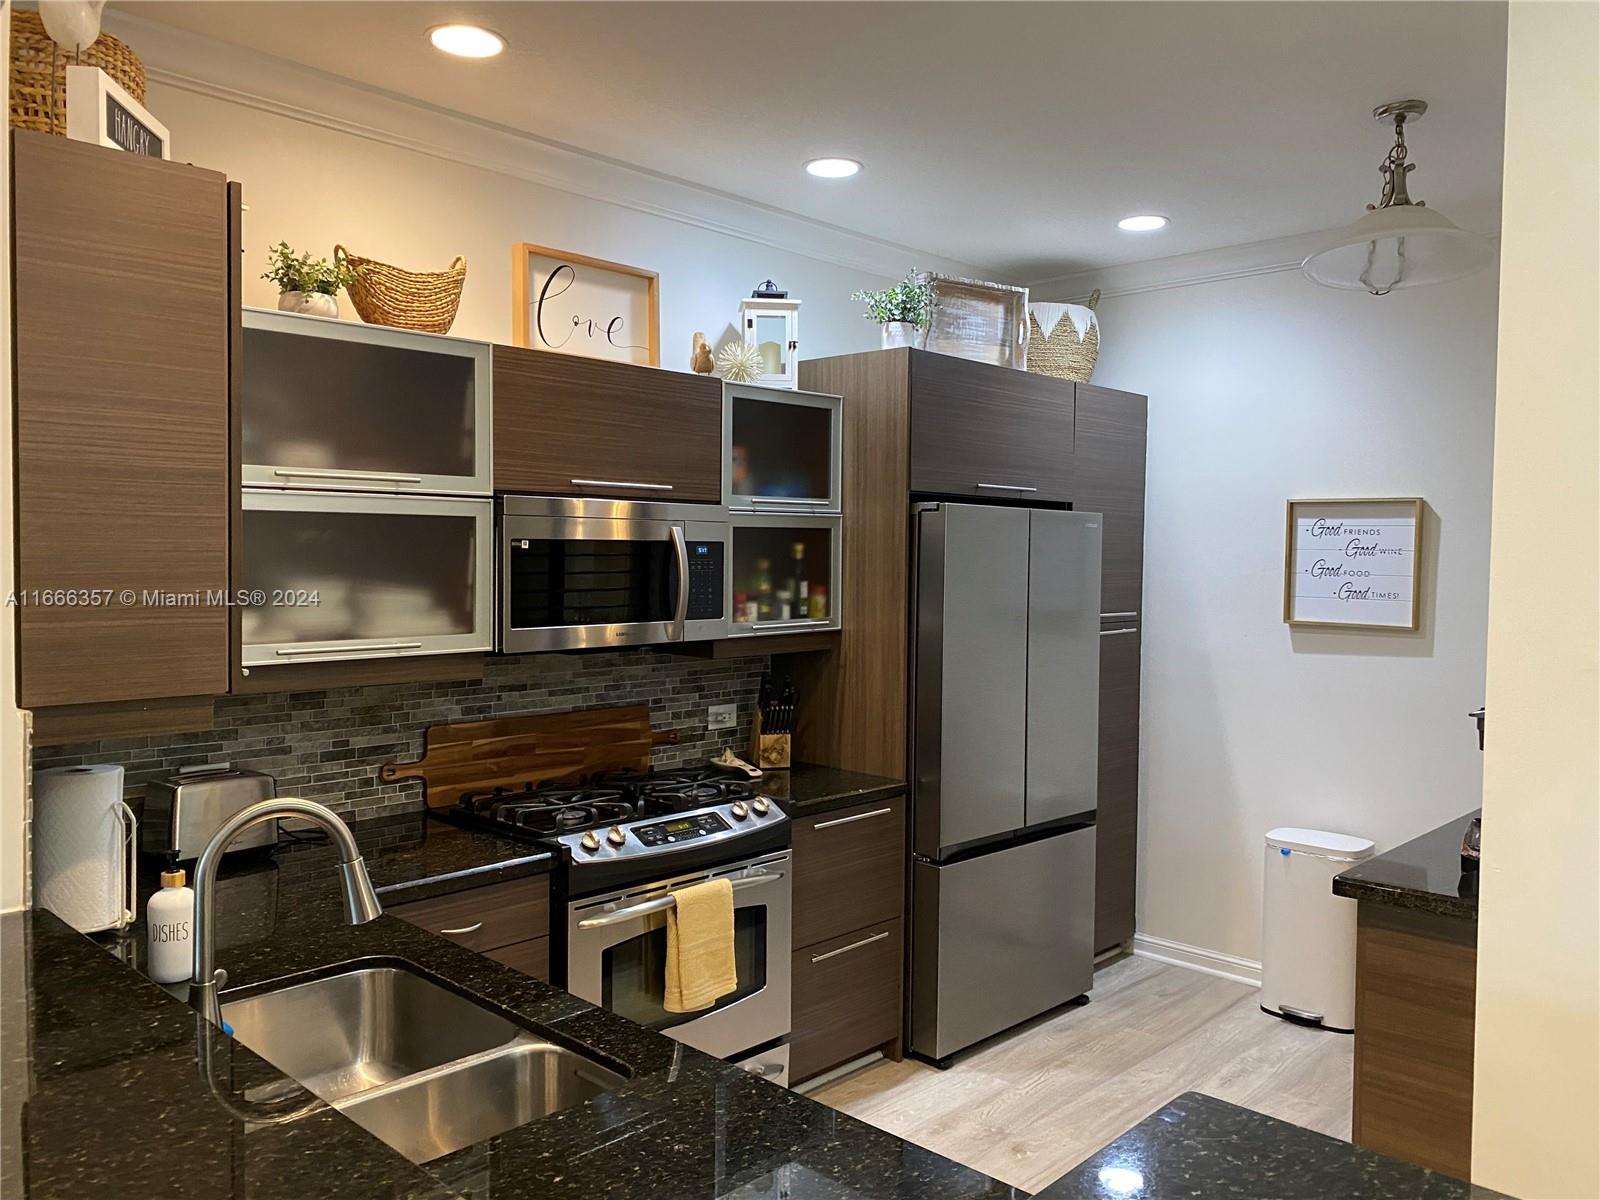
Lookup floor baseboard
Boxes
[1132,932,1263,987]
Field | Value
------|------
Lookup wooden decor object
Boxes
[512,243,660,366]
[1284,497,1423,630]
[336,245,467,334]
[752,709,791,770]
[379,705,678,809]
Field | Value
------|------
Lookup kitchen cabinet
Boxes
[723,383,841,513]
[387,875,551,981]
[12,131,233,723]
[908,350,1075,502]
[1073,384,1148,616]
[788,796,906,1083]
[1094,621,1142,952]
[492,344,722,501]
[729,514,841,636]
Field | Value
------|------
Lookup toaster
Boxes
[142,766,278,860]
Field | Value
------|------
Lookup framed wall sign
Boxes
[512,243,659,366]
[65,66,170,159]
[1283,497,1423,630]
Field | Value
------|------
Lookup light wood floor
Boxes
[807,954,1353,1195]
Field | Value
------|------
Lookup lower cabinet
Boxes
[1094,621,1142,953]
[387,874,551,982]
[788,796,907,1083]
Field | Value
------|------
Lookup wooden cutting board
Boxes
[379,704,678,810]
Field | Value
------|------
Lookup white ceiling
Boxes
[116,1,1508,282]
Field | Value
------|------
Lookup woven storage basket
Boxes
[335,245,467,334]
[1026,290,1101,383]
[9,9,147,135]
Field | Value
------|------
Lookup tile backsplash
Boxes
[32,650,767,820]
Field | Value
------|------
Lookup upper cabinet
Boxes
[1072,384,1148,616]
[724,383,842,514]
[12,132,233,713]
[493,345,722,501]
[908,350,1075,502]
[242,310,491,495]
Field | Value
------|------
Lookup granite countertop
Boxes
[761,763,905,818]
[1033,1092,1507,1200]
[1332,811,1480,920]
[4,813,1015,1200]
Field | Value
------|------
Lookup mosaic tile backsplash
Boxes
[32,650,768,820]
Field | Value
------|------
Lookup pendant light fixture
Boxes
[1302,100,1494,295]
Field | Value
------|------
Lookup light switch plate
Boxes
[706,703,737,731]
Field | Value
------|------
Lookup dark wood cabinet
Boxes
[492,344,722,500]
[908,350,1075,502]
[1094,623,1142,953]
[791,796,905,949]
[12,132,234,716]
[387,874,551,980]
[1073,384,1148,616]
[790,918,903,1083]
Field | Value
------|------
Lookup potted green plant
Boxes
[851,272,932,349]
[262,241,358,318]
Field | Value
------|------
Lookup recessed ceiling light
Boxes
[428,24,505,58]
[1117,214,1169,232]
[804,157,862,179]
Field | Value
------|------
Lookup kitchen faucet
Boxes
[189,797,383,1026]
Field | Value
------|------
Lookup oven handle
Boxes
[576,871,785,929]
[669,525,689,641]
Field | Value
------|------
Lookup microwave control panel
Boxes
[686,541,725,620]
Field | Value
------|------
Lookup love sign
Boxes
[1283,497,1424,630]
[513,243,659,366]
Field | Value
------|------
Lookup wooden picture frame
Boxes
[511,243,660,366]
[1283,497,1423,631]
[64,65,170,159]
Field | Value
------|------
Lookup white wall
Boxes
[1471,2,1599,1194]
[1085,264,1499,966]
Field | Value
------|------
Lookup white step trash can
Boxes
[1259,827,1376,1033]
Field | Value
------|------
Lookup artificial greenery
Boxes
[851,272,931,327]
[261,242,358,296]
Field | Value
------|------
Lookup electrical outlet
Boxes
[706,703,737,732]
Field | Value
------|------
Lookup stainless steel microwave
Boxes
[499,496,731,653]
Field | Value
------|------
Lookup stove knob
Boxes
[730,800,750,821]
[580,830,600,854]
[606,825,627,847]
[752,797,770,817]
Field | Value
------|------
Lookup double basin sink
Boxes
[221,964,626,1163]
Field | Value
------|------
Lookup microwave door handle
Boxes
[669,525,689,641]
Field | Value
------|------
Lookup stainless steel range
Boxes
[441,767,793,1085]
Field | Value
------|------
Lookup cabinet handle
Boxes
[811,930,890,963]
[275,642,424,656]
[273,467,425,484]
[975,483,1039,493]
[812,806,893,831]
[570,479,674,491]
[1101,611,1139,620]
[1100,628,1138,637]
[439,922,484,936]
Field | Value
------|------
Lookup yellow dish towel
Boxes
[663,877,737,1013]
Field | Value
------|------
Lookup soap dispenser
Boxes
[146,866,195,984]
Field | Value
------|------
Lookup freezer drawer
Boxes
[909,824,1096,1061]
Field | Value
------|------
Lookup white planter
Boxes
[881,321,921,350]
[278,291,339,318]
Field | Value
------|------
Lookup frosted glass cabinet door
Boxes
[724,385,842,513]
[240,491,492,665]
[241,309,491,494]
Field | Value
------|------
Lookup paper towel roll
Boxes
[33,764,135,934]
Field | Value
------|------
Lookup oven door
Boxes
[566,851,791,1062]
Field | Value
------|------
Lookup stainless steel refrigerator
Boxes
[908,502,1102,1063]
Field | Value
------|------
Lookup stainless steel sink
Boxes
[220,964,625,1161]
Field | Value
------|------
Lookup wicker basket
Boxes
[10,9,147,135]
[336,245,467,334]
[1026,290,1101,383]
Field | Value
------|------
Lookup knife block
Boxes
[752,710,791,771]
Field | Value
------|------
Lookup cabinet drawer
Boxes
[791,919,903,1083]
[483,936,551,982]
[908,351,1074,501]
[493,344,722,500]
[388,876,550,952]
[791,797,905,949]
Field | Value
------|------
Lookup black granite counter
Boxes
[1332,811,1480,920]
[761,763,905,818]
[4,819,1015,1200]
[1033,1092,1508,1199]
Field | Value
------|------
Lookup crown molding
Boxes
[104,12,982,283]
